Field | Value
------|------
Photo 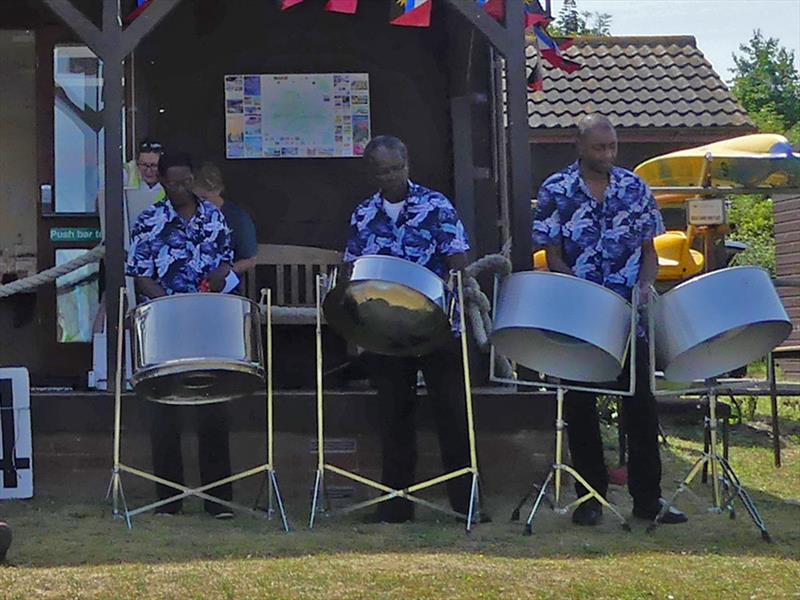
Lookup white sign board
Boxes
[224,73,371,159]
[0,367,33,499]
[687,198,727,226]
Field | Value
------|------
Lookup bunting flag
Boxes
[389,0,432,27]
[326,0,359,13]
[279,0,306,10]
[478,0,551,29]
[532,25,582,73]
[123,0,153,24]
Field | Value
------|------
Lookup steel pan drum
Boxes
[653,266,792,382]
[130,293,265,404]
[323,255,451,356]
[490,271,633,382]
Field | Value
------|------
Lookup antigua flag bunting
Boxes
[326,0,358,13]
[123,0,153,24]
[533,25,582,73]
[478,0,551,29]
[279,0,306,10]
[524,0,551,28]
[390,0,432,27]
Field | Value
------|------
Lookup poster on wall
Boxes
[224,73,371,159]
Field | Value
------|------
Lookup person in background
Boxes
[194,162,258,285]
[124,139,167,231]
[126,152,235,518]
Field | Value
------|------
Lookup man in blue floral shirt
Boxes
[533,115,686,527]
[126,152,235,518]
[344,135,483,524]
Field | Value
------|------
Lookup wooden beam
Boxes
[118,0,184,60]
[41,0,105,56]
[443,0,510,53]
[503,0,534,270]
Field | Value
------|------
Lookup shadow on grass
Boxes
[1,418,798,570]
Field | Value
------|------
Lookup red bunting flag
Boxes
[123,0,154,24]
[532,25,582,73]
[390,0,432,27]
[326,0,359,14]
[279,0,306,10]
[479,0,551,29]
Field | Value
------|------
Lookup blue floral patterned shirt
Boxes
[126,197,233,301]
[344,181,470,279]
[532,161,665,302]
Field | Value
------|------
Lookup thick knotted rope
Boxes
[462,253,514,379]
[0,244,106,298]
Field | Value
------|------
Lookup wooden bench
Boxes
[246,243,342,325]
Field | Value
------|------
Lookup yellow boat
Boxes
[635,133,800,204]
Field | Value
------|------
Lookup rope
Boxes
[0,244,105,298]
[462,253,514,379]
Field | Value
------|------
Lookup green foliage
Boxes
[554,0,612,36]
[730,29,800,135]
[727,194,776,274]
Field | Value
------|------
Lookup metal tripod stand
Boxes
[647,382,770,541]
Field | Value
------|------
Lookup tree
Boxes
[730,30,800,142]
[554,0,612,36]
[727,194,776,275]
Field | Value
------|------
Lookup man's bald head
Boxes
[575,114,618,175]
[576,114,615,141]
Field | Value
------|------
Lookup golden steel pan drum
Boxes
[653,266,792,382]
[490,271,633,382]
[323,255,452,357]
[130,293,265,404]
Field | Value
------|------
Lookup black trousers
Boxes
[149,401,232,514]
[366,338,472,522]
[565,339,662,511]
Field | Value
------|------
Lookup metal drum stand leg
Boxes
[514,386,631,535]
[648,385,770,541]
[107,286,289,530]
[309,271,483,532]
[253,288,290,531]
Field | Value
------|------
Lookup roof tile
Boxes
[528,35,754,130]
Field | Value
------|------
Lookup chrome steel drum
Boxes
[130,293,265,404]
[653,266,792,382]
[490,271,633,382]
[323,255,451,356]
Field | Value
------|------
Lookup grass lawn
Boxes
[1,405,799,599]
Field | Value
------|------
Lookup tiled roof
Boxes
[527,36,755,130]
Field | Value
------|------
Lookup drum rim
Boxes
[351,254,449,286]
[131,358,265,387]
[130,291,260,316]
[501,270,632,308]
[658,265,770,297]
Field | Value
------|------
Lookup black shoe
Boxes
[572,500,603,526]
[633,498,688,524]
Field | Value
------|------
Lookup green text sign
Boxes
[50,227,103,243]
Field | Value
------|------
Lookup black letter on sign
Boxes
[0,378,31,489]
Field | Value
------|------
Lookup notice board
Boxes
[224,73,371,159]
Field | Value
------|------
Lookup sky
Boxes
[548,0,800,83]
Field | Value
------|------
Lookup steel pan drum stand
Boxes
[107,287,289,530]
[494,287,641,535]
[308,271,483,532]
[646,317,770,540]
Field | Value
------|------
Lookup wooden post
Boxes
[42,0,183,391]
[444,0,534,271]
